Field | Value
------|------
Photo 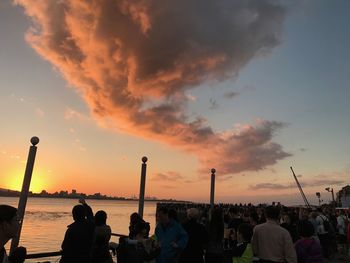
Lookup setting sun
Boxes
[5,168,47,193]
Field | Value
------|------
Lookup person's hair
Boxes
[265,206,280,220]
[0,205,17,223]
[72,205,86,222]
[298,220,314,238]
[238,223,253,242]
[229,206,239,215]
[157,206,168,215]
[95,210,107,226]
[168,209,178,221]
[249,212,259,223]
[187,208,199,220]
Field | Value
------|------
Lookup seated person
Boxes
[92,210,113,263]
[117,221,159,263]
[0,205,26,263]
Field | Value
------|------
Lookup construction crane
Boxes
[290,166,311,208]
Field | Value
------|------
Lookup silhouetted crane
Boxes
[290,166,311,208]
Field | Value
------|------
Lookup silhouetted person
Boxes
[179,208,208,263]
[92,210,113,263]
[60,204,94,263]
[205,207,224,263]
[0,205,27,263]
[294,220,323,263]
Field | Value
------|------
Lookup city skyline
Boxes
[0,0,349,205]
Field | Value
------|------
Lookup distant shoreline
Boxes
[0,188,190,203]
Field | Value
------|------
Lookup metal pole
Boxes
[11,136,39,253]
[138,156,148,218]
[290,167,310,208]
[331,188,335,204]
[210,168,216,210]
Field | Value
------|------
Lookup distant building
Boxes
[337,185,350,207]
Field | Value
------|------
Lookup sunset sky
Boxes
[0,0,349,205]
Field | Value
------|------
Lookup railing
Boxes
[24,232,126,262]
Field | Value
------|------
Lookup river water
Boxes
[1,197,157,262]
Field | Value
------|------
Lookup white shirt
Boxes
[316,214,328,234]
[337,215,347,235]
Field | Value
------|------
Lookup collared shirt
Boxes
[252,220,297,263]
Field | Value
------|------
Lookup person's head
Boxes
[187,208,199,221]
[95,210,107,226]
[298,220,315,238]
[0,205,20,242]
[156,207,169,226]
[237,223,253,243]
[249,212,259,226]
[130,212,142,225]
[133,221,150,239]
[229,207,239,218]
[72,205,86,222]
[265,206,280,221]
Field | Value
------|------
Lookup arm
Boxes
[283,232,297,263]
[174,224,188,250]
[251,227,259,256]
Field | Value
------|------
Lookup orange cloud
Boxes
[16,0,289,175]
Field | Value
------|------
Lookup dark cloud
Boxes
[250,178,346,190]
[209,98,219,110]
[17,0,289,175]
[223,91,239,99]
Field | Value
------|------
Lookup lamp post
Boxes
[325,187,335,205]
[316,192,322,206]
[138,156,148,218]
[210,168,216,210]
[11,136,39,253]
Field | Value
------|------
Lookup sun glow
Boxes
[6,169,48,193]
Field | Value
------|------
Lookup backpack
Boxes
[321,215,331,232]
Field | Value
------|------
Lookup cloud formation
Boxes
[250,178,346,190]
[152,171,184,182]
[17,0,289,175]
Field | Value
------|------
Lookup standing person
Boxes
[155,207,188,263]
[252,206,297,263]
[294,220,323,263]
[92,210,113,263]
[205,207,224,263]
[179,208,208,263]
[337,210,348,256]
[316,208,332,258]
[0,205,26,263]
[225,223,253,263]
[60,204,95,263]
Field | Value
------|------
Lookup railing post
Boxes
[210,168,216,210]
[138,156,148,218]
[11,136,39,253]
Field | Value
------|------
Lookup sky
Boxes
[0,0,349,205]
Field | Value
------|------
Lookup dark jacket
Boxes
[60,219,95,263]
[179,219,208,263]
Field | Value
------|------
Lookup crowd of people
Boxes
[1,200,350,263]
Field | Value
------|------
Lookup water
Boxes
[1,197,157,262]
